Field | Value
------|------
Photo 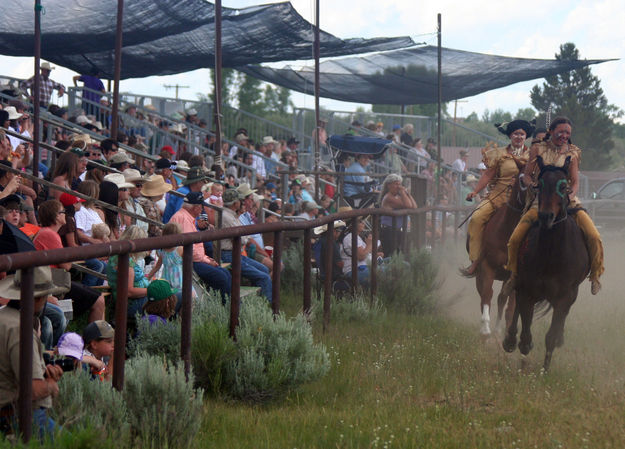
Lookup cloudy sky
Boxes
[1,0,623,119]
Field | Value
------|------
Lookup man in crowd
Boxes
[162,166,209,223]
[20,62,65,108]
[99,138,119,162]
[220,189,272,303]
[451,149,469,173]
[73,68,106,117]
[0,266,69,439]
[169,192,231,302]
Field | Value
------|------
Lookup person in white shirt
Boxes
[340,218,374,289]
[451,149,469,172]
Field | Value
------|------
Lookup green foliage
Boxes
[530,42,622,169]
[280,240,305,292]
[51,370,130,443]
[377,249,439,313]
[330,295,386,323]
[237,73,264,115]
[128,318,181,364]
[123,354,204,449]
[191,294,330,402]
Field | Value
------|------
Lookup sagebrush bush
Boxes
[280,240,305,292]
[192,293,330,402]
[330,295,386,323]
[123,354,204,449]
[377,249,439,313]
[51,370,130,444]
[128,317,181,363]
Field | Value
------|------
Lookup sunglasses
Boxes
[118,188,128,192]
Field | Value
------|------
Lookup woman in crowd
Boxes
[74,180,106,244]
[379,173,417,256]
[51,151,81,199]
[33,199,106,323]
[136,175,171,237]
[98,180,122,239]
[460,119,534,277]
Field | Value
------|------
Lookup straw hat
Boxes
[0,265,69,299]
[141,175,173,197]
[103,173,135,189]
[235,182,256,198]
[4,106,22,120]
[41,62,55,71]
[122,168,147,184]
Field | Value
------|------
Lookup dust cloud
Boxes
[434,230,625,389]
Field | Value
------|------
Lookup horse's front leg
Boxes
[502,298,520,353]
[544,297,574,371]
[476,265,495,336]
[518,293,535,356]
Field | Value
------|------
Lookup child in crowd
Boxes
[265,182,278,201]
[91,222,111,243]
[142,279,178,325]
[55,332,84,370]
[209,182,224,207]
[82,320,115,381]
[147,222,183,290]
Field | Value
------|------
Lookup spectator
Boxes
[340,217,379,289]
[121,169,149,233]
[237,184,274,274]
[108,152,134,172]
[20,62,65,108]
[74,180,106,243]
[98,180,121,239]
[162,166,209,223]
[100,138,119,162]
[379,174,417,255]
[33,199,106,323]
[219,189,272,303]
[344,154,374,199]
[103,173,134,234]
[169,192,231,303]
[146,222,185,291]
[136,175,171,237]
[313,220,347,285]
[451,149,469,173]
[142,280,179,325]
[51,151,81,199]
[0,266,70,439]
[400,124,414,146]
[73,68,106,117]
[82,320,115,381]
[299,201,321,220]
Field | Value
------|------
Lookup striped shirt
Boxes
[20,76,65,107]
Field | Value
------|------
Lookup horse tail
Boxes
[533,299,552,319]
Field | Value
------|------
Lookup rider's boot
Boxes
[460,260,479,278]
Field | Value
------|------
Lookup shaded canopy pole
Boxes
[111,0,124,140]
[214,0,222,166]
[436,13,442,202]
[32,0,41,181]
[313,0,320,201]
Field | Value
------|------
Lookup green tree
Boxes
[237,73,263,115]
[514,107,536,121]
[530,42,621,169]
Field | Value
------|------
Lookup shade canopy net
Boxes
[238,46,613,104]
[328,135,390,159]
[0,0,414,79]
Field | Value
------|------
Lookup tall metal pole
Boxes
[18,268,34,443]
[32,0,41,181]
[111,0,124,140]
[214,0,223,166]
[313,0,321,201]
[435,13,442,203]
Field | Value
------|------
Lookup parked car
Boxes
[588,178,625,228]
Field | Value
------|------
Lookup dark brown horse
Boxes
[465,161,526,336]
[502,156,589,370]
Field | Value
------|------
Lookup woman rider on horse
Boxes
[505,116,604,295]
[461,119,535,277]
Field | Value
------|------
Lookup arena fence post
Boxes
[323,221,334,332]
[18,267,34,443]
[272,230,282,315]
[113,252,129,391]
[303,228,312,315]
[181,244,194,378]
[229,237,241,339]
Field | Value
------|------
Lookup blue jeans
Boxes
[40,303,67,350]
[345,265,370,289]
[193,262,232,304]
[33,408,58,442]
[83,258,106,287]
[221,251,272,303]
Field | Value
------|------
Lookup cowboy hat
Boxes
[103,173,135,189]
[235,182,256,198]
[494,119,536,138]
[313,220,346,236]
[182,167,209,185]
[40,62,55,71]
[109,152,136,165]
[141,175,172,197]
[175,160,190,172]
[4,106,22,121]
[0,265,69,299]
[262,136,278,145]
[122,168,147,184]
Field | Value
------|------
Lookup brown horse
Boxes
[465,162,526,336]
[502,156,589,370]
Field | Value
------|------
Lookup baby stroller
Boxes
[327,134,391,209]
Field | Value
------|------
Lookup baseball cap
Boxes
[59,193,86,207]
[57,332,84,360]
[265,182,276,190]
[83,320,115,345]
[155,158,173,170]
[147,279,178,303]
[161,145,176,156]
[392,124,401,131]
[183,191,208,206]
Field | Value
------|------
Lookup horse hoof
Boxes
[480,321,491,336]
[519,340,533,355]
[502,336,516,353]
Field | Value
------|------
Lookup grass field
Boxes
[195,234,625,449]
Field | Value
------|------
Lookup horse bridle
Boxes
[535,167,570,226]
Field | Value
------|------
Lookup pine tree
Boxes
[530,42,621,169]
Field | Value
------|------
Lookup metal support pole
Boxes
[401,215,408,254]
[323,222,334,332]
[351,217,358,293]
[313,0,321,201]
[392,216,398,255]
[214,209,222,263]
[32,0,41,182]
[441,209,447,246]
[112,253,129,391]
[181,244,193,377]
[272,231,282,315]
[303,228,312,314]
[214,0,223,168]
[18,267,34,443]
[435,13,442,203]
[229,237,241,339]
[111,0,124,140]
[371,214,379,302]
